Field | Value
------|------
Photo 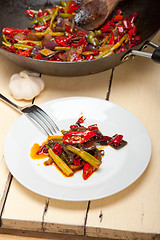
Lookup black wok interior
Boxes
[0,0,159,76]
[0,0,159,43]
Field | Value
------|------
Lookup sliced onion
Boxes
[42,39,57,50]
[30,45,42,57]
[55,16,65,32]
[13,33,26,41]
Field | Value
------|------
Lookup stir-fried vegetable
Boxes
[48,148,73,176]
[1,0,142,62]
[66,145,101,169]
[30,116,127,180]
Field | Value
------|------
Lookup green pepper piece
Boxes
[66,145,101,169]
[88,32,99,47]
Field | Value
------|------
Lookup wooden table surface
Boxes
[0,32,160,240]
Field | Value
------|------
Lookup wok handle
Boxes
[122,41,160,63]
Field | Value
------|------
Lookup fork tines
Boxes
[22,105,60,136]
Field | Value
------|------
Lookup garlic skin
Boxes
[9,70,45,100]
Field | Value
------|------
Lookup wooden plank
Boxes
[85,32,160,239]
[0,230,110,240]
[34,69,112,104]
[1,68,112,235]
[0,54,24,217]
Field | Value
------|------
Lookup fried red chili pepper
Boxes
[1,1,141,62]
[31,116,128,180]
[52,143,62,156]
[2,28,32,35]
[25,9,35,18]
[63,130,97,144]
[83,163,94,180]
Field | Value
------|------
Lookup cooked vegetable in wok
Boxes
[1,0,141,62]
[30,116,127,180]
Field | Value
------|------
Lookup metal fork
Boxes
[0,93,60,136]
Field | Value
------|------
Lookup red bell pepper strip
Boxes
[100,21,113,33]
[73,156,85,166]
[38,8,43,17]
[110,135,123,146]
[122,18,130,29]
[52,143,62,156]
[116,47,127,53]
[34,53,43,60]
[83,163,94,180]
[88,124,99,131]
[67,0,81,13]
[108,32,115,45]
[111,15,123,23]
[129,12,138,23]
[71,36,87,48]
[37,144,48,154]
[85,55,95,60]
[76,116,86,124]
[16,49,32,57]
[34,22,50,32]
[128,29,134,41]
[117,25,125,36]
[97,135,111,142]
[73,55,83,61]
[55,36,72,47]
[2,28,32,35]
[131,36,142,44]
[70,124,78,129]
[63,130,97,144]
[65,25,73,34]
[115,9,122,15]
[91,49,99,55]
[77,30,88,37]
[25,9,35,18]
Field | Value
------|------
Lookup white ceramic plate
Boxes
[4,97,151,201]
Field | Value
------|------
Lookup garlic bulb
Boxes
[9,70,45,100]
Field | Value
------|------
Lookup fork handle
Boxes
[0,93,20,111]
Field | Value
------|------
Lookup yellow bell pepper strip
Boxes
[59,13,74,18]
[13,43,33,51]
[17,40,42,47]
[54,46,71,51]
[35,28,65,37]
[48,148,73,176]
[95,49,114,59]
[64,0,72,13]
[2,35,11,47]
[50,32,65,36]
[60,0,67,7]
[66,145,101,169]
[50,6,59,28]
[110,34,128,51]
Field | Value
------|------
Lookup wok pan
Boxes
[0,0,160,76]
